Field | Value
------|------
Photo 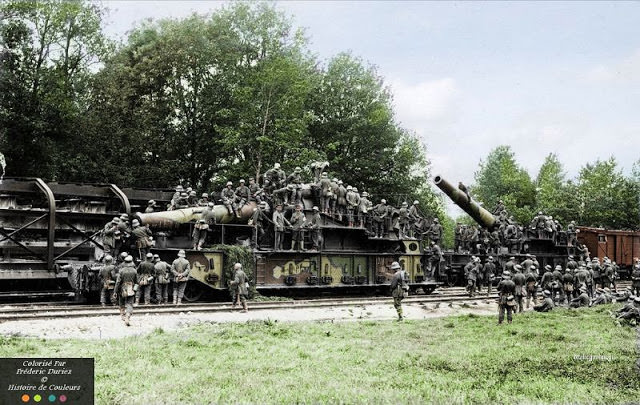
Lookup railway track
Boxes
[0,291,498,322]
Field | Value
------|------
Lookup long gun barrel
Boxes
[135,203,257,229]
[433,175,496,229]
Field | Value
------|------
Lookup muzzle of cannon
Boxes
[433,175,496,229]
[136,202,257,229]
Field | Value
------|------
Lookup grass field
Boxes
[1,305,638,404]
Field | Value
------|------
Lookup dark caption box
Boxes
[0,358,94,404]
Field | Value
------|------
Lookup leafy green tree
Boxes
[472,145,536,224]
[534,153,573,225]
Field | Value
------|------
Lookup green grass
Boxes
[1,305,638,404]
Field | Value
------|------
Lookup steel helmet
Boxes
[178,250,186,257]
[124,256,133,263]
[146,253,153,259]
[104,255,113,263]
[391,261,401,270]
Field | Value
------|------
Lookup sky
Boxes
[102,1,640,215]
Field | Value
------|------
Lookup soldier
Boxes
[602,259,615,289]
[249,202,269,249]
[113,255,137,326]
[286,167,303,205]
[264,162,286,193]
[175,192,190,209]
[192,219,208,250]
[389,261,409,320]
[99,255,117,307]
[512,265,526,313]
[197,193,210,207]
[336,180,347,220]
[202,202,217,226]
[615,297,640,326]
[309,160,330,183]
[483,256,496,295]
[567,221,578,246]
[273,203,291,251]
[465,257,479,297]
[454,224,463,253]
[525,266,539,309]
[235,179,250,212]
[372,199,388,238]
[222,181,239,217]
[521,254,534,274]
[492,199,505,215]
[631,260,640,297]
[346,186,360,228]
[504,256,516,273]
[590,288,608,306]
[591,258,602,290]
[145,200,157,213]
[171,249,190,305]
[551,264,564,305]
[230,262,249,312]
[397,202,410,237]
[131,219,153,260]
[308,206,323,251]
[187,190,198,207]
[427,218,443,246]
[428,241,443,280]
[570,287,590,308]
[540,265,554,293]
[290,204,306,251]
[153,254,170,305]
[329,177,339,216]
[135,253,155,305]
[358,191,372,229]
[533,290,554,312]
[317,172,332,214]
[531,211,547,238]
[169,185,184,210]
[497,271,516,325]
[248,178,263,203]
[102,217,119,258]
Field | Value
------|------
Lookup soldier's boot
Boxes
[119,308,125,321]
[177,298,182,305]
[173,295,177,305]
[396,307,403,321]
[242,302,248,313]
[290,241,295,251]
[124,314,130,326]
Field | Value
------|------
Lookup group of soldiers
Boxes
[98,250,191,325]
[152,161,444,251]
[455,204,581,255]
[489,254,640,325]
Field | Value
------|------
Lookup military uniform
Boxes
[230,264,249,312]
[525,269,538,309]
[631,265,640,297]
[154,256,170,304]
[318,173,332,214]
[497,272,516,324]
[99,257,117,306]
[249,204,268,248]
[272,205,291,250]
[533,291,554,312]
[570,289,590,308]
[290,205,306,250]
[551,265,564,305]
[235,181,250,210]
[191,219,208,250]
[102,219,118,256]
[135,254,155,305]
[372,200,388,238]
[346,187,360,228]
[358,192,372,229]
[389,262,409,320]
[131,221,153,260]
[512,267,525,313]
[308,207,323,250]
[222,183,239,217]
[171,250,191,305]
[113,257,138,326]
[286,168,303,205]
[483,258,496,295]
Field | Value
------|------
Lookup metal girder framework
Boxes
[53,215,104,261]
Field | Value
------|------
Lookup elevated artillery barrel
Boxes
[433,175,496,230]
[135,202,257,230]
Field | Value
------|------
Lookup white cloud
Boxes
[583,49,640,84]
[390,78,460,126]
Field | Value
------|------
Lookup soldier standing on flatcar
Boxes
[154,254,170,305]
[497,271,516,325]
[308,206,323,251]
[567,221,578,246]
[317,173,332,214]
[99,255,117,307]
[249,202,269,249]
[286,167,304,206]
[329,177,339,216]
[135,253,155,306]
[192,219,208,250]
[512,265,526,313]
[235,179,250,212]
[427,218,443,246]
[346,186,360,228]
[273,203,291,251]
[113,255,138,326]
[171,249,190,305]
[131,219,153,260]
[102,217,118,258]
[372,199,388,238]
[248,178,263,203]
[230,262,249,312]
[397,202,409,237]
[389,261,409,321]
[336,180,347,221]
[428,241,443,280]
[290,204,306,251]
[358,191,372,230]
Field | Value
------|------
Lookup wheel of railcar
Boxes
[182,281,204,302]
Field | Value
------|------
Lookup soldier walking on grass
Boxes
[135,253,155,305]
[113,255,138,326]
[497,271,516,325]
[230,262,249,312]
[389,261,409,320]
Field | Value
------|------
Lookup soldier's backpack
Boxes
[121,281,135,297]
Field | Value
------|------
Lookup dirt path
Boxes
[0,299,502,340]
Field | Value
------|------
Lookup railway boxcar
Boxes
[577,227,640,278]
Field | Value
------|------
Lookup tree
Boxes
[574,158,639,230]
[534,153,572,224]
[0,0,110,179]
[472,145,536,224]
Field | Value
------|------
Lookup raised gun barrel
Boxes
[135,203,257,230]
[433,175,496,229]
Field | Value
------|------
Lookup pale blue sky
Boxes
[103,1,640,214]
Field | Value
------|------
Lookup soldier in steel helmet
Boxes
[497,271,516,324]
[171,249,191,305]
[99,255,117,307]
[512,265,526,313]
[198,193,210,207]
[192,218,208,250]
[131,218,153,260]
[389,261,409,320]
[113,255,138,326]
[230,262,249,312]
[135,252,155,305]
[533,290,554,312]
[222,181,239,217]
[273,203,291,251]
[153,254,170,305]
[308,206,323,251]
